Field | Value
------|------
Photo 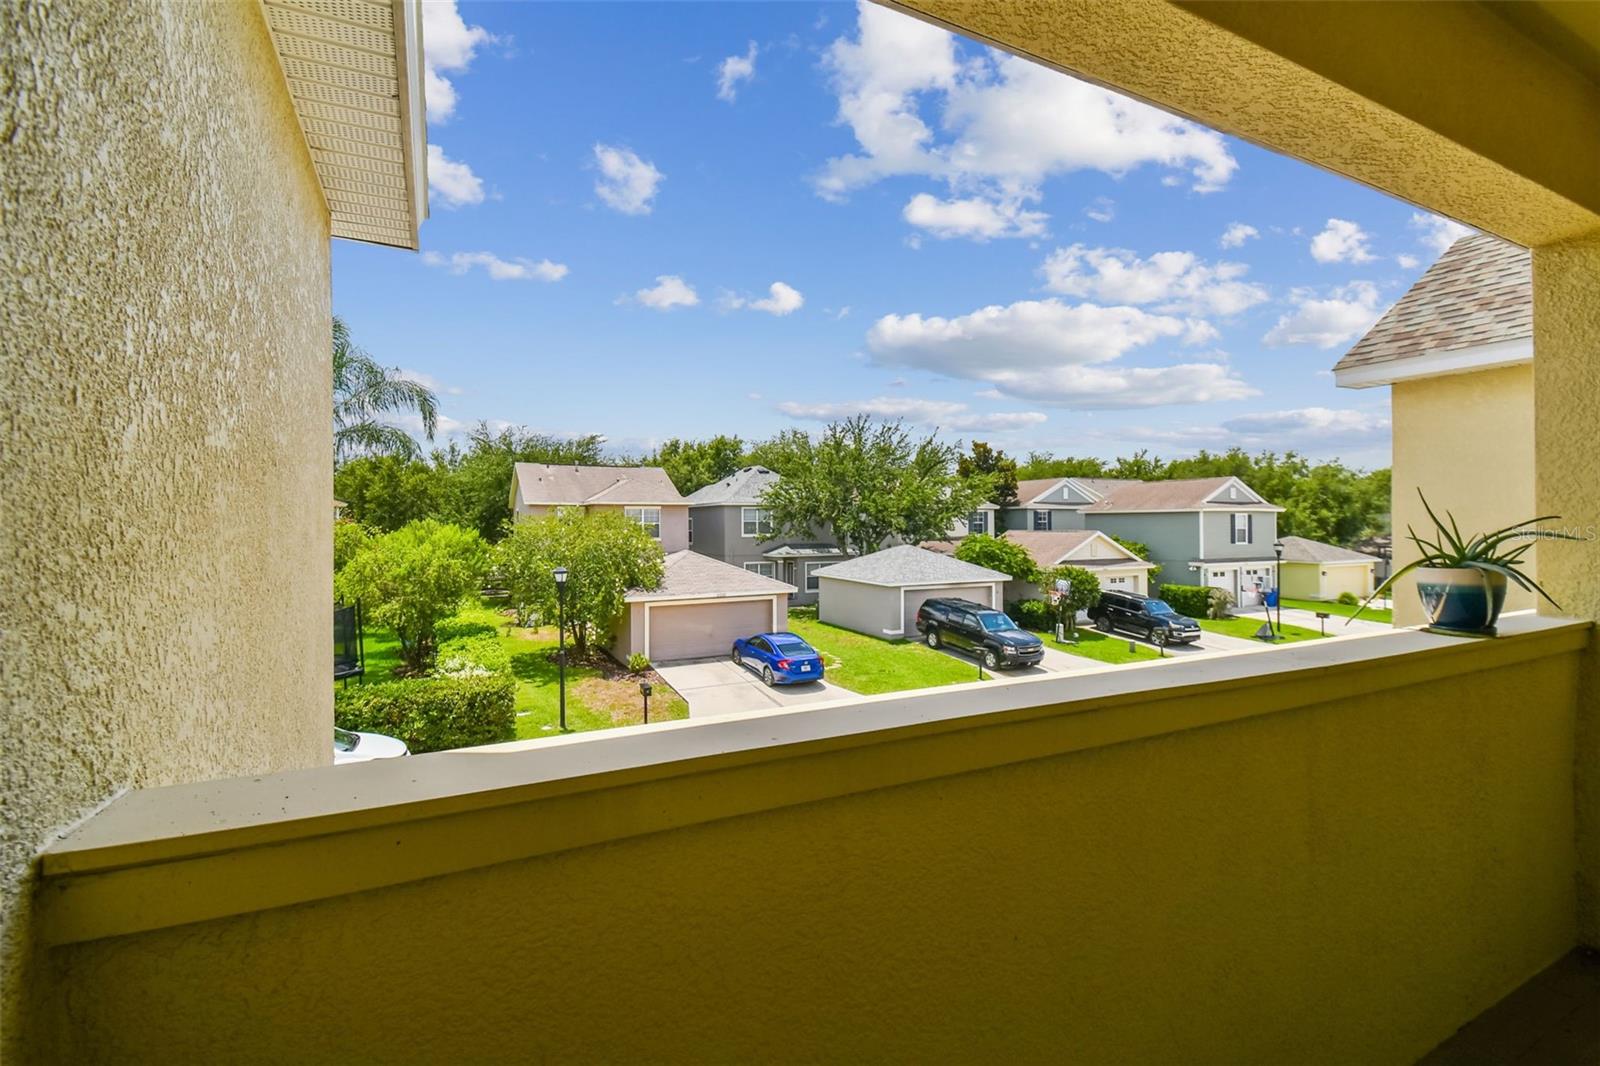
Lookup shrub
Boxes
[1158,583,1231,619]
[335,674,515,754]
[626,652,650,673]
[335,519,490,671]
[1007,599,1055,632]
[954,534,1039,583]
[1044,564,1102,635]
[1336,590,1360,606]
[436,633,511,678]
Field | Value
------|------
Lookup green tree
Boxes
[953,534,1039,584]
[742,429,813,477]
[335,519,488,672]
[1016,452,1108,480]
[333,454,456,532]
[1045,564,1102,637]
[958,442,1020,511]
[757,417,992,557]
[451,423,606,541]
[1109,449,1168,480]
[332,316,438,461]
[646,435,747,495]
[494,508,664,653]
[333,521,373,573]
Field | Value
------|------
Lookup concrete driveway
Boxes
[655,657,851,717]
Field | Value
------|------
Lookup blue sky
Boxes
[332,1,1474,470]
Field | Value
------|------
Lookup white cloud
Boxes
[1309,218,1376,264]
[1040,245,1269,317]
[633,275,699,310]
[421,250,568,282]
[716,42,758,102]
[1262,282,1386,349]
[814,2,1237,204]
[726,281,805,316]
[397,369,463,396]
[386,410,467,439]
[593,144,663,215]
[1084,197,1115,223]
[1396,253,1421,269]
[1220,406,1391,443]
[1410,212,1475,254]
[865,298,1254,409]
[421,1,496,123]
[902,192,1047,240]
[427,144,484,208]
[776,396,1047,432]
[1220,223,1259,248]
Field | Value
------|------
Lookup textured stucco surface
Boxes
[1533,234,1600,944]
[48,649,1579,1064]
[0,0,331,1055]
[1391,364,1537,627]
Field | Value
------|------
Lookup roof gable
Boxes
[513,463,686,507]
[1001,530,1147,569]
[1015,478,1097,506]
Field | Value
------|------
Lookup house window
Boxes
[1033,510,1049,531]
[687,516,694,545]
[625,507,661,539]
[741,507,773,538]
[1231,512,1252,544]
[744,561,776,579]
[968,510,988,535]
[804,561,827,592]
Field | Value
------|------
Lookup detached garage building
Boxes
[814,545,1009,640]
[612,551,794,663]
[1277,536,1380,602]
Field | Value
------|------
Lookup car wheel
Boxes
[984,648,1000,670]
[925,628,940,648]
[732,647,742,665]
[762,666,775,686]
[1094,615,1113,633]
[1152,629,1168,646]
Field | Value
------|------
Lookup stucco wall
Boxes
[1392,364,1536,626]
[44,642,1580,1064]
[0,1,331,1055]
[817,578,901,638]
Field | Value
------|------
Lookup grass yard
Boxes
[347,599,688,740]
[1281,597,1393,624]
[1047,628,1166,664]
[1198,615,1325,643]
[786,609,987,694]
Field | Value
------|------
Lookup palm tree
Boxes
[332,316,438,461]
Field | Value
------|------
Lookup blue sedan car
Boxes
[731,631,825,686]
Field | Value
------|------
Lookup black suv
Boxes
[914,598,1044,669]
[1086,591,1202,646]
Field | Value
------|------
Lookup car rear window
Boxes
[772,638,814,655]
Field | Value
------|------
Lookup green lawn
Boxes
[1198,615,1325,643]
[1047,628,1166,664]
[786,610,988,694]
[347,599,688,740]
[1281,597,1393,624]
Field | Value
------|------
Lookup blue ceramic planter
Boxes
[1415,567,1508,635]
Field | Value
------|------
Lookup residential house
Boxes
[813,546,1010,639]
[510,463,689,552]
[610,551,795,662]
[998,531,1159,601]
[1276,536,1381,602]
[8,3,1599,1064]
[1334,233,1533,626]
[1004,478,1102,532]
[949,499,1002,537]
[683,466,844,603]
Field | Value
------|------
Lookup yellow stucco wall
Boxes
[1390,364,1537,626]
[1321,564,1374,602]
[1279,563,1322,601]
[0,1,331,1055]
[44,645,1579,1064]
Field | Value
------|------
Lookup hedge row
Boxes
[1006,599,1056,632]
[435,633,511,676]
[336,673,516,754]
[1156,583,1233,619]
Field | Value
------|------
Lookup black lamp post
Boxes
[640,679,652,724]
[553,566,569,731]
[1272,540,1285,638]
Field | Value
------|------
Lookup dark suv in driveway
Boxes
[914,598,1044,669]
[1087,590,1202,646]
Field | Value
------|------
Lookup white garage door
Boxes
[902,585,994,637]
[649,599,774,661]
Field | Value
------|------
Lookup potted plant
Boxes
[1359,491,1575,635]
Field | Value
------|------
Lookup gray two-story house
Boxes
[684,466,844,605]
[996,475,1283,606]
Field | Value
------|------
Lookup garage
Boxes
[612,551,794,664]
[814,545,1010,639]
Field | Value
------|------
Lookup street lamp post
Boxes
[553,566,569,731]
[1272,540,1285,638]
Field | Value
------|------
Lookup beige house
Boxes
[1335,234,1533,626]
[510,463,690,552]
[611,551,794,662]
[1276,536,1380,602]
[1001,531,1158,600]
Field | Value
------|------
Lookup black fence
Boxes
[334,601,364,681]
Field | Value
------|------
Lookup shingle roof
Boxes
[1001,530,1153,570]
[1015,477,1068,504]
[513,463,685,506]
[625,550,795,602]
[812,544,1012,586]
[1083,477,1280,512]
[1334,233,1529,373]
[683,466,780,506]
[1276,536,1380,565]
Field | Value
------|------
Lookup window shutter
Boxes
[1247,514,1254,543]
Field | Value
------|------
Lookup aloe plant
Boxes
[1354,490,1578,620]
